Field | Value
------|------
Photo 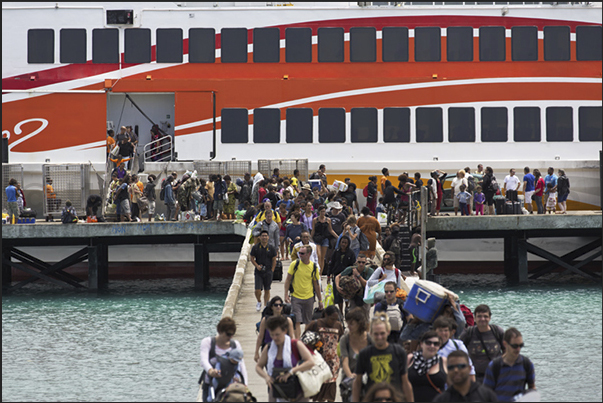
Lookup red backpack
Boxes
[460,304,475,327]
[363,185,369,198]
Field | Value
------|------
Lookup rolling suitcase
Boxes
[506,189,518,202]
[272,260,283,281]
[513,201,522,214]
[505,201,514,215]
[495,197,506,215]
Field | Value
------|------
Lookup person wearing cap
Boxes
[211,347,246,392]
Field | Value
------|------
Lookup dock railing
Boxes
[143,134,173,163]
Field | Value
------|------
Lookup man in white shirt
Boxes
[503,168,521,197]
[291,231,320,270]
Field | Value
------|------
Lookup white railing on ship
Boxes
[358,2,595,6]
[143,135,174,163]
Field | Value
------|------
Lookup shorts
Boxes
[120,199,131,215]
[254,269,273,291]
[314,382,337,402]
[524,191,535,204]
[148,200,156,216]
[213,200,224,211]
[453,196,460,208]
[291,296,315,325]
[279,228,286,237]
[558,192,569,203]
[316,238,330,247]
[485,192,495,206]
[7,202,19,220]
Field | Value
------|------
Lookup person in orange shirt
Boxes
[106,129,116,158]
[380,167,390,196]
[45,177,61,222]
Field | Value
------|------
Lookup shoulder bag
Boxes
[296,352,332,397]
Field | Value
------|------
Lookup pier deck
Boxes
[2,221,247,291]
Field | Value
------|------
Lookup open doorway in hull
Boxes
[107,93,175,159]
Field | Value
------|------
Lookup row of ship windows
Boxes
[219,106,602,144]
[27,25,602,64]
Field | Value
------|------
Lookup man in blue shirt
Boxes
[483,327,536,402]
[5,178,19,224]
[522,167,536,214]
[544,167,558,197]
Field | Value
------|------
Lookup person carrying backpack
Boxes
[459,304,505,383]
[254,297,295,363]
[61,200,78,224]
[483,327,536,402]
[199,318,248,402]
[366,251,405,290]
[372,281,408,343]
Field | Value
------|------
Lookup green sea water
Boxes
[2,275,602,402]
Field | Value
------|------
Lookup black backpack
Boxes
[467,175,476,192]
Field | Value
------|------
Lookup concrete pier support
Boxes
[88,244,108,291]
[504,235,529,284]
[194,243,210,290]
[2,246,12,290]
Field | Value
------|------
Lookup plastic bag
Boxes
[322,284,334,307]
[363,281,386,305]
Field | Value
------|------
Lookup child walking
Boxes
[545,182,557,214]
[456,184,471,216]
[474,185,485,215]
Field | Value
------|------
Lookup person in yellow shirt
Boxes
[254,201,281,224]
[284,245,323,339]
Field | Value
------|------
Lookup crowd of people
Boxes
[193,166,542,402]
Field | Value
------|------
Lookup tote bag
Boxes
[296,352,332,397]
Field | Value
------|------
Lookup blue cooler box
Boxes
[403,280,447,323]
[308,179,322,190]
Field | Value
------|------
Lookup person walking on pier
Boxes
[352,312,414,402]
[284,245,323,339]
[522,167,536,214]
[200,317,248,402]
[433,351,498,402]
[250,230,278,312]
[459,304,505,383]
[483,327,536,402]
[556,169,570,214]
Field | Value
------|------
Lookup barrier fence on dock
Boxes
[258,159,308,180]
[42,164,90,216]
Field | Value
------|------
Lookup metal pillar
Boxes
[504,236,519,283]
[195,243,210,290]
[420,186,428,280]
[517,238,529,284]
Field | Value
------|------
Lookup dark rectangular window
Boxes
[350,27,376,62]
[28,29,54,63]
[286,28,312,63]
[286,108,313,143]
[448,108,475,142]
[221,108,248,144]
[189,28,215,63]
[514,107,541,142]
[318,28,344,62]
[546,107,573,142]
[382,27,409,62]
[92,28,119,63]
[351,108,377,143]
[415,27,441,62]
[253,28,280,63]
[576,26,602,61]
[156,28,183,63]
[416,108,443,143]
[544,26,570,61]
[512,26,538,61]
[253,108,281,143]
[124,28,151,63]
[383,108,410,143]
[479,26,505,61]
[579,106,602,141]
[319,108,345,143]
[447,27,473,61]
[60,29,86,64]
[221,28,248,63]
[481,107,508,142]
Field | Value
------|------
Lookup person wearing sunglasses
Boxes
[483,327,536,402]
[433,350,498,402]
[407,331,448,402]
[254,297,295,363]
[199,317,249,401]
[352,312,414,402]
[372,281,408,344]
[433,317,476,382]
